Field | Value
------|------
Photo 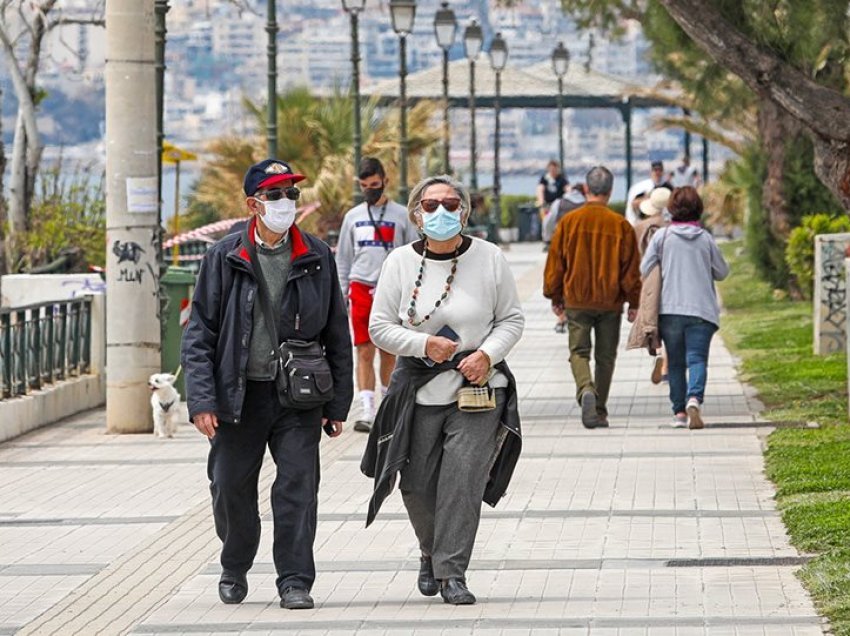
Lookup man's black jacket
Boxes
[181,217,353,424]
[360,353,522,527]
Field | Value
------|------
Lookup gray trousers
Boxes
[400,389,506,580]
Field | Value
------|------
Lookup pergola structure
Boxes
[362,59,707,193]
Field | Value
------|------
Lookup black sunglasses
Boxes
[258,186,300,202]
[420,197,462,213]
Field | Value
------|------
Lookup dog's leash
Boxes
[172,364,183,382]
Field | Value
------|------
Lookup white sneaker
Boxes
[670,414,688,428]
[686,398,704,430]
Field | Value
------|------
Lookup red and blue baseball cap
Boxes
[243,159,306,196]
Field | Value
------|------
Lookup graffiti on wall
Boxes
[815,236,850,354]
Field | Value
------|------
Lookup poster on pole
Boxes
[126,177,158,213]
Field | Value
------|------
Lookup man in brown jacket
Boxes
[543,166,642,429]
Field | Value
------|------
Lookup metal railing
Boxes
[0,297,93,400]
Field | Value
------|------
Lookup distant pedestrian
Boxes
[336,157,420,433]
[626,160,674,226]
[182,159,353,610]
[671,155,702,189]
[544,166,641,428]
[543,183,588,333]
[634,187,671,384]
[362,175,524,605]
[536,159,569,211]
[640,186,729,429]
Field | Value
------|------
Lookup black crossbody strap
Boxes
[366,204,392,252]
[242,228,283,364]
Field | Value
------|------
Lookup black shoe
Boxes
[218,570,248,604]
[440,578,476,605]
[353,419,372,433]
[580,391,599,429]
[280,586,314,610]
[596,416,609,428]
[418,556,439,596]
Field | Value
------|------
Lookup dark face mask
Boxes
[363,186,384,206]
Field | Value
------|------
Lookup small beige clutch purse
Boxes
[457,384,496,412]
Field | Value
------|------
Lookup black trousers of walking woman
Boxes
[207,381,322,594]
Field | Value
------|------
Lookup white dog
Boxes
[148,373,180,438]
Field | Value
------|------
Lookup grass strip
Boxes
[718,241,850,634]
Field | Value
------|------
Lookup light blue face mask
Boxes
[422,205,462,241]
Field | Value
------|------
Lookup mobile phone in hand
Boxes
[323,421,336,436]
[423,324,460,367]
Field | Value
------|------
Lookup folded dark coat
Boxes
[360,353,522,527]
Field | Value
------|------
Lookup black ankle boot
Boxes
[440,577,476,605]
[218,570,248,604]
[418,556,439,596]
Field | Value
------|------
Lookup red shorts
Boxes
[349,281,375,346]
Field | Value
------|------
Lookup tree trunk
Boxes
[657,0,850,211]
[758,99,795,239]
[8,112,28,235]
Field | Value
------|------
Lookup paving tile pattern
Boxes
[0,243,824,635]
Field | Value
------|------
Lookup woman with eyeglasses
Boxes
[360,175,524,605]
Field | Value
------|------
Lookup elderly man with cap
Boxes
[181,159,353,610]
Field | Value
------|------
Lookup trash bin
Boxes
[160,266,196,399]
[518,204,541,242]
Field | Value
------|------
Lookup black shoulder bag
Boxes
[242,229,334,409]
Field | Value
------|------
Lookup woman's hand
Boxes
[425,336,458,363]
[458,350,491,386]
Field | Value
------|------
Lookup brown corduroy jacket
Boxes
[543,201,642,312]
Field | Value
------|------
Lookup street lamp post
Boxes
[488,32,507,244]
[342,0,366,204]
[390,0,416,202]
[266,0,278,157]
[551,42,569,172]
[154,0,169,230]
[433,2,456,175]
[463,18,482,191]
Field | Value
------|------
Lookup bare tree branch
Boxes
[47,17,106,31]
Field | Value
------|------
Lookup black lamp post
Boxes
[433,1,456,175]
[488,32,507,243]
[551,42,570,172]
[342,0,366,204]
[266,0,278,157]
[463,18,483,191]
[390,0,416,202]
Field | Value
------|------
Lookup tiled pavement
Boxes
[0,243,825,635]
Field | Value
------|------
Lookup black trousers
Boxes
[207,381,322,593]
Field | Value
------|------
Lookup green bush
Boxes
[500,194,535,228]
[786,214,850,298]
[736,135,843,289]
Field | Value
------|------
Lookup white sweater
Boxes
[369,237,525,405]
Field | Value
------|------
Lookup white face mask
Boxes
[257,197,296,234]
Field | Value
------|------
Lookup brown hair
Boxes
[668,186,703,222]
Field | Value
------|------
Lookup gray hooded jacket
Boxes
[639,224,729,327]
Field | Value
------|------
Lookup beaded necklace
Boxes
[406,238,460,327]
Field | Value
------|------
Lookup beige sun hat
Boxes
[639,187,671,216]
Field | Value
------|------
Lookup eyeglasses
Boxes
[419,197,462,213]
[257,186,300,201]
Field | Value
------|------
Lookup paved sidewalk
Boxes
[0,243,824,635]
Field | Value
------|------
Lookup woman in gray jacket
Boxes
[640,187,729,429]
